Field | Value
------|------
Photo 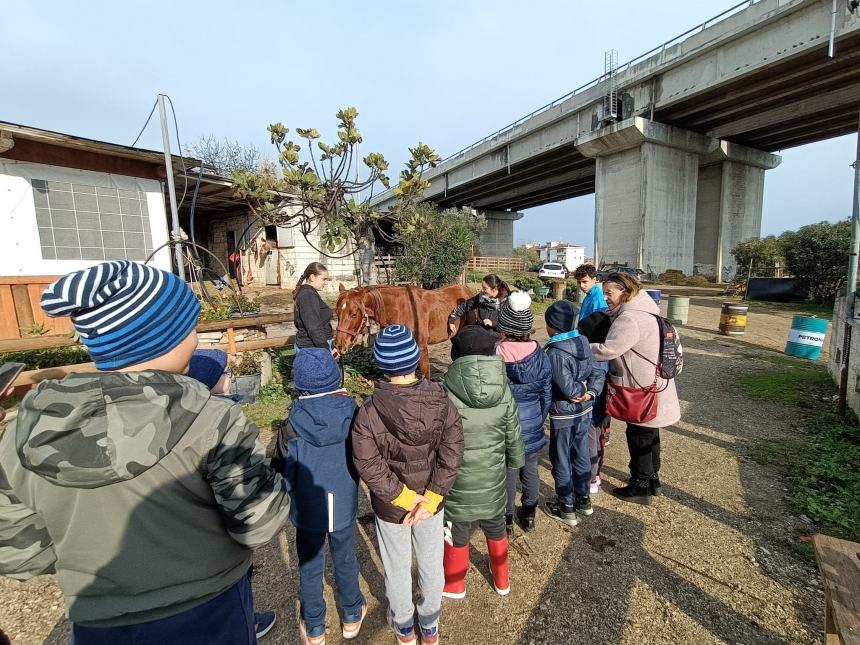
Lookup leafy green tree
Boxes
[513,245,540,269]
[232,108,439,284]
[394,204,485,288]
[730,235,785,279]
[781,220,851,303]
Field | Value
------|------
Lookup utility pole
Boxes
[158,94,186,281]
[838,106,860,416]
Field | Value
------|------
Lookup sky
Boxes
[2,1,855,255]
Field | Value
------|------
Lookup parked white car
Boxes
[538,262,567,279]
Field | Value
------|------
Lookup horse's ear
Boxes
[339,283,346,293]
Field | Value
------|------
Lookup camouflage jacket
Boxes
[0,371,290,628]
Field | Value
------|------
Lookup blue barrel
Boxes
[784,316,829,360]
[646,289,662,305]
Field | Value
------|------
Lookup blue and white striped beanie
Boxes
[373,324,420,376]
[41,261,201,370]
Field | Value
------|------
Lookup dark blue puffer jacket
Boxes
[500,341,552,455]
[545,331,608,422]
[274,393,359,533]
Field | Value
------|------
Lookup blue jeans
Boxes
[296,525,365,637]
[71,573,254,645]
[549,416,592,505]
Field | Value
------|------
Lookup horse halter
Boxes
[335,288,385,344]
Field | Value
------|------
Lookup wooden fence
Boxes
[6,312,296,389]
[0,276,71,340]
[466,256,526,272]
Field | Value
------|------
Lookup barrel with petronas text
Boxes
[718,303,748,336]
[785,316,829,360]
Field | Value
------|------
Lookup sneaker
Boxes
[505,513,514,539]
[574,495,594,516]
[342,604,367,640]
[545,499,578,526]
[419,625,439,645]
[612,478,652,505]
[590,476,601,495]
[298,620,325,645]
[392,624,417,645]
[255,612,276,639]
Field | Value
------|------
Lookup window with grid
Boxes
[31,179,154,261]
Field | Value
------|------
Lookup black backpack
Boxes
[632,314,684,380]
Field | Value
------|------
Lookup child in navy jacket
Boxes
[273,348,366,644]
[543,301,607,527]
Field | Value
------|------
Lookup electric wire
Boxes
[130,100,157,147]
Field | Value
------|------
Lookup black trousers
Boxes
[449,514,507,547]
[626,424,661,479]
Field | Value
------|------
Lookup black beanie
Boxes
[577,311,612,344]
[451,325,498,361]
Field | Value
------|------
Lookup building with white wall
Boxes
[538,243,586,272]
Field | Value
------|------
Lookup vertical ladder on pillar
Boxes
[603,49,619,126]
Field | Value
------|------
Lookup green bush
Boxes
[782,220,851,304]
[396,205,485,288]
[0,346,90,370]
[513,275,543,292]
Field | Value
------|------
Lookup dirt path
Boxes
[0,293,827,644]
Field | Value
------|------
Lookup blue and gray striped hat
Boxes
[41,261,201,370]
[373,324,420,376]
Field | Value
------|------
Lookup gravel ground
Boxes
[0,288,828,644]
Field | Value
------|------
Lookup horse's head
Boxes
[334,284,368,355]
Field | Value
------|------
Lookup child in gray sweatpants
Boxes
[351,325,464,645]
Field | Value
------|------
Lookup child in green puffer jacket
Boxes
[442,325,524,600]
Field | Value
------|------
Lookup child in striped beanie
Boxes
[352,324,464,645]
[0,261,290,643]
[495,291,553,534]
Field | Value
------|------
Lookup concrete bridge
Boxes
[372,0,860,277]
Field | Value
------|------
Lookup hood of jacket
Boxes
[371,378,452,446]
[289,393,356,447]
[619,290,659,317]
[444,355,507,410]
[12,371,210,489]
[502,341,547,384]
[545,332,589,361]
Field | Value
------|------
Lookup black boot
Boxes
[649,474,662,497]
[516,505,537,532]
[505,513,514,539]
[612,478,652,505]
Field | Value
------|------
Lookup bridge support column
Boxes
[577,117,717,277]
[694,142,781,281]
[473,209,524,257]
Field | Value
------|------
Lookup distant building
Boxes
[537,242,585,273]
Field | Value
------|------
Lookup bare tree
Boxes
[185,135,265,175]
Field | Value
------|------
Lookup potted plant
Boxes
[230,351,262,403]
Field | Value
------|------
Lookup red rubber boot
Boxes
[442,542,469,599]
[486,536,510,596]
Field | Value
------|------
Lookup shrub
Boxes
[0,346,90,370]
[513,275,543,293]
[231,351,262,376]
[782,220,851,304]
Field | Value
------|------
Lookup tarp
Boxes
[746,277,808,302]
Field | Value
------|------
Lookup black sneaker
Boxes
[517,505,537,532]
[612,479,652,505]
[574,495,593,516]
[650,475,663,497]
[505,513,514,539]
[545,499,578,526]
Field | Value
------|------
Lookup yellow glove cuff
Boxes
[391,485,418,511]
[421,489,444,514]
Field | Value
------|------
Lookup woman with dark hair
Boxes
[294,262,336,356]
[447,274,510,335]
[588,273,681,505]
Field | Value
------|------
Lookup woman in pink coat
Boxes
[589,273,681,504]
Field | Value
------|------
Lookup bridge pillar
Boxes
[577,117,717,277]
[694,142,781,281]
[474,209,524,257]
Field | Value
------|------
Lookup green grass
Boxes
[735,357,833,404]
[735,358,860,543]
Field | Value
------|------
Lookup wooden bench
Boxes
[813,533,860,644]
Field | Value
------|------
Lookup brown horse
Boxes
[335,283,476,377]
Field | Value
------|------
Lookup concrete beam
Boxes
[699,140,782,170]
[576,117,719,158]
